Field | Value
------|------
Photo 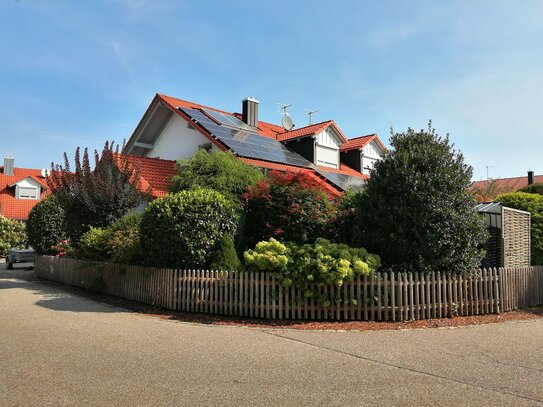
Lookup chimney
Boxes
[3,157,14,176]
[242,97,259,128]
[528,170,534,185]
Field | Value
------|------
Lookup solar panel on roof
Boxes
[314,168,365,192]
[179,107,313,169]
[202,109,253,130]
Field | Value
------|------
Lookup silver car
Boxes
[6,248,35,270]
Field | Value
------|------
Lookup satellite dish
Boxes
[41,168,50,178]
[282,115,294,131]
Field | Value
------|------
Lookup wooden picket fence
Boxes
[35,256,543,321]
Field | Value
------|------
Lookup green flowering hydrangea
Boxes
[243,238,289,271]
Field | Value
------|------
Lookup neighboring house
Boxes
[0,157,48,220]
[471,171,542,202]
[122,94,387,197]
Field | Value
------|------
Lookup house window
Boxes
[17,187,39,200]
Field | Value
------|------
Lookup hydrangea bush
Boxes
[244,238,381,302]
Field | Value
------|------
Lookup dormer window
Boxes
[17,186,39,200]
[9,176,44,201]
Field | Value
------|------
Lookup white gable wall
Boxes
[13,177,42,200]
[360,140,384,175]
[145,114,213,161]
[315,128,340,169]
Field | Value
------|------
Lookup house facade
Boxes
[0,157,48,220]
[122,94,387,197]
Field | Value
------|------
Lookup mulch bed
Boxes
[27,273,543,331]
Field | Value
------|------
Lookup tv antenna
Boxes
[278,103,295,131]
[305,109,319,125]
[486,165,494,180]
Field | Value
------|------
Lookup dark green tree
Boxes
[170,149,264,203]
[357,123,488,274]
[48,142,149,242]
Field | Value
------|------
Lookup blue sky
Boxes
[1,0,542,180]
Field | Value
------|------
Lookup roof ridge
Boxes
[346,133,377,141]
[277,120,333,136]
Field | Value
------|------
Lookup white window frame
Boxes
[16,186,40,200]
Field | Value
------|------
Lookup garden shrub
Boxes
[243,171,335,246]
[243,238,289,272]
[0,215,26,257]
[210,235,242,271]
[78,212,143,264]
[244,238,380,290]
[78,227,110,261]
[171,149,264,203]
[495,192,543,265]
[140,188,238,269]
[519,183,543,195]
[26,195,66,255]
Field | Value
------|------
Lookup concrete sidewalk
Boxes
[1,262,542,406]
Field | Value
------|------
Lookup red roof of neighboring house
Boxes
[113,154,177,198]
[0,166,48,220]
[471,174,543,201]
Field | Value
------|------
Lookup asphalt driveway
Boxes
[1,260,542,406]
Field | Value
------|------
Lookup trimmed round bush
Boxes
[140,189,238,269]
[26,196,66,255]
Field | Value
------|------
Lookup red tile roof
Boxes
[113,154,177,198]
[158,94,283,140]
[0,166,48,220]
[317,164,368,180]
[240,158,355,199]
[340,134,381,152]
[276,121,334,142]
[471,174,543,201]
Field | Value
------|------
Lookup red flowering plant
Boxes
[243,171,336,247]
[51,239,74,258]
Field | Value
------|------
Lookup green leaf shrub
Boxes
[244,238,380,290]
[171,149,263,203]
[357,123,488,274]
[519,183,543,195]
[78,212,143,264]
[140,188,238,269]
[0,215,26,257]
[243,171,335,247]
[26,196,66,255]
[210,235,242,271]
[495,192,543,265]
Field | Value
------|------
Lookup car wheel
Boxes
[6,260,13,270]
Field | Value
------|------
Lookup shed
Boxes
[477,202,531,268]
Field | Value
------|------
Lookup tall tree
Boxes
[357,123,487,274]
[48,142,149,242]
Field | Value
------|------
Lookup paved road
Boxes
[1,260,542,406]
